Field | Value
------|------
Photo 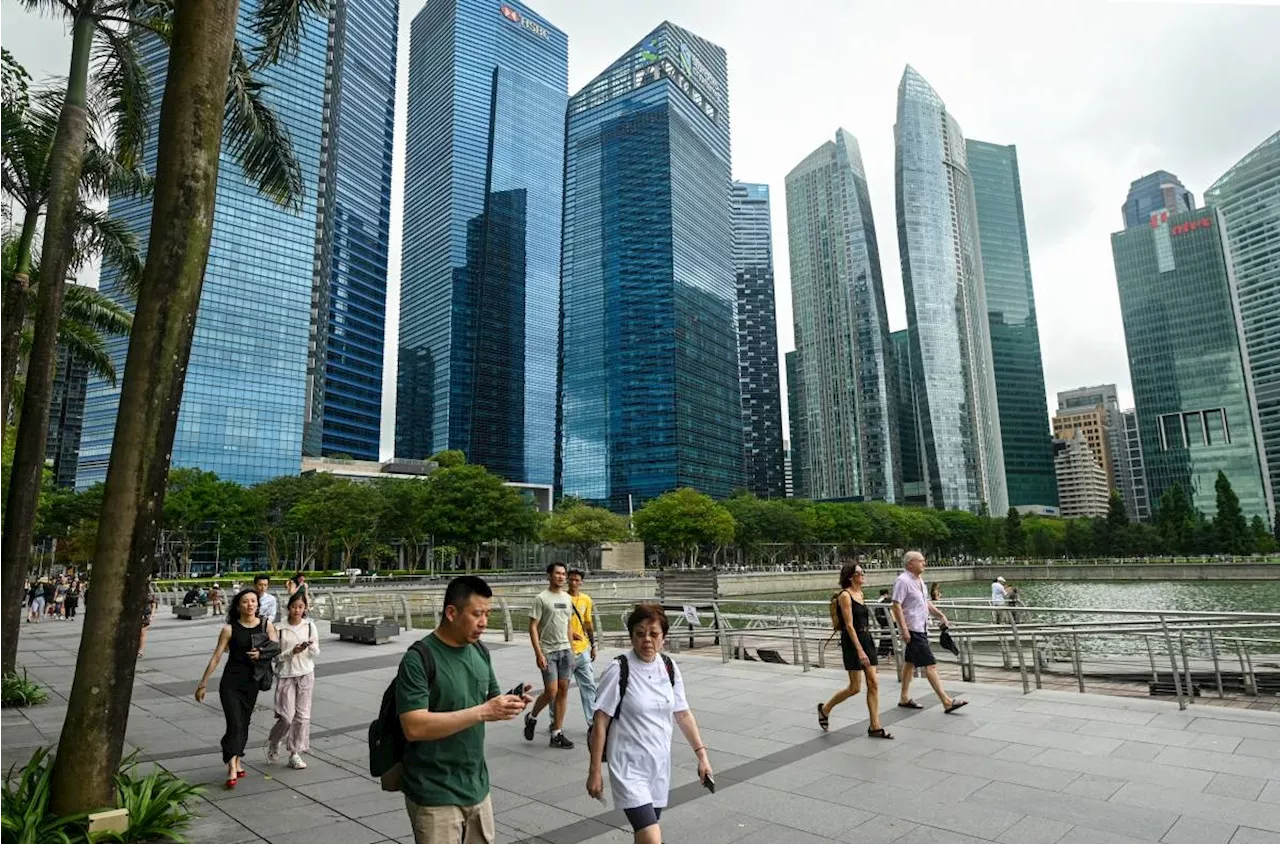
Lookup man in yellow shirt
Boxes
[566,569,598,732]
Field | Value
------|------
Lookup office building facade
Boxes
[303,0,399,461]
[558,22,740,510]
[395,0,567,485]
[1112,205,1273,523]
[1121,170,1194,230]
[890,329,926,505]
[786,129,900,503]
[1055,383,1153,519]
[895,66,1007,514]
[967,140,1056,509]
[1122,408,1151,522]
[1052,403,1112,487]
[1054,432,1110,518]
[1206,132,1280,515]
[79,3,327,487]
[46,345,89,489]
[732,182,785,499]
[785,351,808,500]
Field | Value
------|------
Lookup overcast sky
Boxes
[5,0,1278,462]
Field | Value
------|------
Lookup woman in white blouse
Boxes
[587,604,713,844]
[267,591,319,769]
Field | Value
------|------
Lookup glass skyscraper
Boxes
[46,345,88,489]
[967,140,1056,510]
[78,3,328,487]
[1206,132,1280,516]
[559,22,740,510]
[1112,205,1273,523]
[732,182,785,499]
[1121,170,1194,230]
[785,350,808,500]
[894,66,1007,514]
[395,0,566,487]
[891,329,927,505]
[303,0,399,461]
[786,129,900,502]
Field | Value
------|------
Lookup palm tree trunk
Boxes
[48,0,242,814]
[1,206,41,427]
[0,11,96,676]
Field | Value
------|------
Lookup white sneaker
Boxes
[267,742,281,764]
[287,753,307,770]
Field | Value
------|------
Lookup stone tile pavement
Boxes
[4,611,1279,843]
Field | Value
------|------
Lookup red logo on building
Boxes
[1149,210,1168,229]
[1171,217,1212,236]
[500,4,520,22]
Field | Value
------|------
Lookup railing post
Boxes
[1031,635,1042,690]
[399,594,413,631]
[500,597,513,643]
[1243,648,1258,697]
[1179,632,1194,703]
[792,606,810,671]
[1009,616,1030,695]
[1071,633,1084,694]
[1145,636,1158,686]
[1207,630,1223,699]
[1158,614,1187,710]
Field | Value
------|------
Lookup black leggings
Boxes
[623,805,662,831]
[219,673,260,763]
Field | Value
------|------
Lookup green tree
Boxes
[161,468,252,576]
[48,0,327,814]
[936,509,983,557]
[1249,515,1275,554]
[1064,517,1094,557]
[813,502,872,552]
[420,463,541,571]
[377,477,434,573]
[540,502,629,564]
[1097,491,1130,556]
[248,472,335,571]
[1023,516,1065,558]
[1157,483,1196,554]
[287,480,385,570]
[633,488,735,566]
[430,449,466,468]
[1212,471,1250,555]
[1004,507,1025,556]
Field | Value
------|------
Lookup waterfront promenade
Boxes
[6,612,1278,844]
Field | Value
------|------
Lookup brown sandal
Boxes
[817,703,830,732]
[867,728,894,739]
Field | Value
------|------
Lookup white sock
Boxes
[552,729,562,738]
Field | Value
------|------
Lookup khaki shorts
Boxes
[405,794,494,844]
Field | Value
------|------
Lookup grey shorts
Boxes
[540,649,573,685]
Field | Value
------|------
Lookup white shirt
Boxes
[257,591,278,622]
[892,571,929,633]
[593,651,689,809]
[991,582,1007,606]
[274,619,319,677]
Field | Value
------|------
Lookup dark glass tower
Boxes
[558,22,740,511]
[395,0,566,485]
[1112,205,1273,522]
[79,2,327,487]
[46,345,89,489]
[891,329,927,505]
[785,350,808,500]
[732,182,785,499]
[303,0,399,461]
[967,140,1057,509]
[1121,170,1194,230]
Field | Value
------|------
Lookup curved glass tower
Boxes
[786,129,900,502]
[894,66,1006,514]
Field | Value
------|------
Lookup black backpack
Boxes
[604,653,675,755]
[368,636,490,783]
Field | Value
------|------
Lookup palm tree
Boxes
[47,0,325,814]
[1,0,307,679]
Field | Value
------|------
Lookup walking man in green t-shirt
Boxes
[397,576,531,843]
[524,562,576,748]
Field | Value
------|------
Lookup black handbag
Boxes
[251,628,281,691]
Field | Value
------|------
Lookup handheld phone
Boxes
[701,773,716,794]
[507,682,528,698]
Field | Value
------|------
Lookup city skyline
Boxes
[6,0,1278,464]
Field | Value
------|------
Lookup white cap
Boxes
[996,576,1006,583]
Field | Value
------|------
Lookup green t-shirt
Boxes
[530,589,573,653]
[395,633,499,807]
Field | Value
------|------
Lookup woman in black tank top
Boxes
[817,563,893,739]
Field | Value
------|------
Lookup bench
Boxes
[1149,681,1201,698]
[332,616,400,645]
[172,605,208,620]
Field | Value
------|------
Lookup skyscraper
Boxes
[1206,132,1280,514]
[786,351,808,500]
[1054,432,1109,518]
[732,182,785,499]
[1052,402,1112,486]
[894,65,1006,514]
[786,129,899,502]
[558,22,740,511]
[78,4,328,487]
[1112,204,1273,523]
[891,329,926,505]
[1122,408,1151,522]
[303,0,399,461]
[395,0,567,485]
[46,345,88,489]
[1121,170,1195,230]
[1055,383,1150,518]
[967,139,1057,510]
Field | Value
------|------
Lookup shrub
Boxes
[0,747,89,844]
[1,670,48,708]
[100,755,203,843]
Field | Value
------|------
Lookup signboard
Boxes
[1171,217,1212,236]
[499,4,548,39]
[682,605,701,627]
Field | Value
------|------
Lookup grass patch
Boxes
[1,669,48,708]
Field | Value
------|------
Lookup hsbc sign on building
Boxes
[499,4,548,39]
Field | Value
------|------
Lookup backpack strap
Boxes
[410,638,435,688]
[660,653,675,686]
[611,654,630,718]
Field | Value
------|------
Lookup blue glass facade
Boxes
[895,66,1007,514]
[395,0,566,486]
[303,0,398,461]
[78,3,327,488]
[1121,170,1194,230]
[558,22,741,511]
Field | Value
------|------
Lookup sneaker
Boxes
[550,732,575,750]
[287,753,307,770]
[267,742,281,764]
[523,713,536,741]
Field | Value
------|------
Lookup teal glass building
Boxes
[78,2,328,487]
[967,140,1057,509]
[1206,132,1280,516]
[558,22,741,510]
[1112,206,1273,523]
[891,329,927,505]
[786,350,808,500]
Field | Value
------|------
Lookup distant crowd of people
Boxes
[23,574,82,622]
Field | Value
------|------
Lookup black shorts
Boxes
[903,631,936,667]
[840,631,878,671]
[623,805,662,831]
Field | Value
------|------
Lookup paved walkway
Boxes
[6,611,1279,844]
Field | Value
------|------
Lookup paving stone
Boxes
[968,779,1173,841]
[1062,774,1125,800]
[1205,772,1267,801]
[1230,828,1280,844]
[1161,815,1239,844]
[263,819,387,844]
[996,816,1073,844]
[1111,781,1280,834]
[356,809,412,840]
[836,815,919,844]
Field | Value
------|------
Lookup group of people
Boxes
[24,574,82,622]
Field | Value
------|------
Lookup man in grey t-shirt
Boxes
[524,563,576,749]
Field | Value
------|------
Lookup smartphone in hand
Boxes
[507,682,528,698]
[701,773,716,794]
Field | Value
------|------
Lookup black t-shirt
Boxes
[43,584,55,601]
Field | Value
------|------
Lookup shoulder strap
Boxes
[611,654,630,718]
[410,638,435,687]
[660,653,675,686]
[472,639,490,661]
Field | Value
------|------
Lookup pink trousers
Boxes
[268,673,314,754]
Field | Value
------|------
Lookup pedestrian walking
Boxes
[875,588,894,657]
[567,568,598,731]
[42,579,56,619]
[818,563,893,738]
[523,562,575,748]
[64,578,81,620]
[28,579,46,623]
[267,591,318,770]
[893,551,966,714]
[396,576,531,844]
[138,581,158,657]
[587,604,713,844]
[254,574,279,623]
[195,588,279,789]
[286,572,308,608]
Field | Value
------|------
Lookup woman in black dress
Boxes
[195,588,278,788]
[817,563,893,738]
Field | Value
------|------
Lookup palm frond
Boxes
[92,23,151,171]
[251,0,329,69]
[79,134,152,201]
[2,85,60,210]
[76,208,144,297]
[60,283,133,339]
[224,40,301,209]
[48,318,117,385]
